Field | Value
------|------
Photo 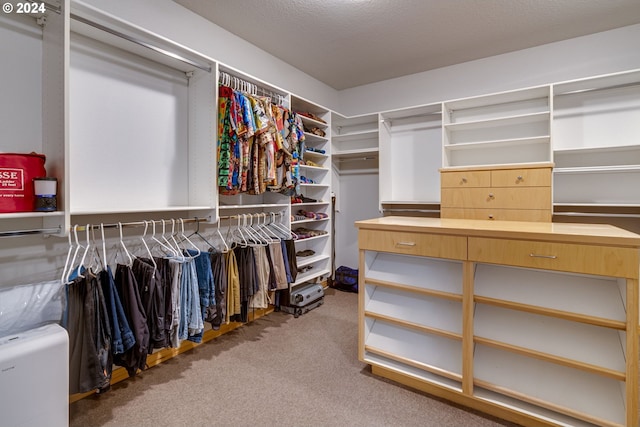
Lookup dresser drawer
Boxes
[441,170,491,188]
[441,208,551,222]
[441,187,551,210]
[468,237,639,278]
[491,167,551,187]
[359,229,467,260]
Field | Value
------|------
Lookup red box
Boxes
[0,153,47,213]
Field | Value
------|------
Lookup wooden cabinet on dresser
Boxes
[440,164,553,221]
[356,216,640,427]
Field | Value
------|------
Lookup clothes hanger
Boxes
[186,217,216,250]
[64,225,85,282]
[60,227,75,284]
[76,224,92,278]
[117,222,133,266]
[259,213,282,242]
[150,220,177,257]
[178,218,201,257]
[215,217,230,253]
[161,219,180,257]
[140,221,158,270]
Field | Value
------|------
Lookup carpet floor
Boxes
[69,288,519,427]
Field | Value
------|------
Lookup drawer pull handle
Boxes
[461,177,467,183]
[517,175,524,181]
[529,253,557,259]
[488,193,494,199]
[396,241,416,247]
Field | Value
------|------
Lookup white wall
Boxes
[338,23,640,116]
[79,0,341,111]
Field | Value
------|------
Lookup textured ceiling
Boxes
[173,0,640,90]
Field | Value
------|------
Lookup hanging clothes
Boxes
[113,263,150,377]
[188,249,215,343]
[133,257,165,352]
[99,266,135,356]
[249,245,270,309]
[64,270,112,394]
[225,249,241,323]
[209,250,228,330]
[284,239,298,283]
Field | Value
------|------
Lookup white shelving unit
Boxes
[68,1,217,220]
[553,69,640,208]
[378,103,442,206]
[291,95,332,287]
[0,0,69,236]
[442,86,552,168]
[331,112,379,174]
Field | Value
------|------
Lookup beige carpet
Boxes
[69,288,518,427]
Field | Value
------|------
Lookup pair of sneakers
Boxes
[296,249,315,257]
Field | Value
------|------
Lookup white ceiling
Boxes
[173,0,640,90]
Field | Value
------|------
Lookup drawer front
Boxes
[441,170,491,188]
[359,229,467,260]
[491,167,551,187]
[441,187,551,210]
[469,237,639,278]
[441,208,551,222]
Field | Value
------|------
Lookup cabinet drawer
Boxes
[359,229,467,260]
[441,187,551,210]
[441,170,491,188]
[441,208,551,222]
[469,237,639,278]
[491,167,551,187]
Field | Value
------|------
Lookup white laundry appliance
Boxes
[0,323,69,427]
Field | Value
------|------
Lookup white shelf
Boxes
[332,129,378,142]
[298,114,328,129]
[303,132,328,144]
[292,233,330,243]
[333,148,379,158]
[474,304,626,373]
[216,203,289,210]
[363,351,463,392]
[296,253,330,268]
[293,267,331,286]
[554,165,640,174]
[444,136,549,150]
[303,150,329,159]
[474,264,626,322]
[475,344,626,426]
[365,318,462,376]
[365,252,463,295]
[299,164,329,172]
[298,183,330,188]
[365,285,462,334]
[70,206,214,215]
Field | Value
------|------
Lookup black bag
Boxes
[333,266,358,293]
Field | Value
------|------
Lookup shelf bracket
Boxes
[36,15,47,27]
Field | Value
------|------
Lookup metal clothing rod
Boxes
[382,208,441,214]
[0,226,62,238]
[218,71,286,104]
[553,211,640,219]
[70,13,212,73]
[219,212,285,221]
[70,216,211,232]
[554,81,640,97]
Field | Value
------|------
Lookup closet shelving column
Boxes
[552,69,640,219]
[378,103,442,213]
[216,66,292,225]
[291,95,332,286]
[331,113,379,170]
[68,1,217,221]
[0,1,69,236]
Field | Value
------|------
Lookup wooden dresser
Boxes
[356,216,640,427]
[440,163,553,222]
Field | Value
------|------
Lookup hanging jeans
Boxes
[65,270,112,394]
[99,266,135,355]
[179,258,203,342]
[188,250,215,343]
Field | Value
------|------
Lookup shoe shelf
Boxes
[296,253,330,268]
[293,266,332,286]
[291,217,330,225]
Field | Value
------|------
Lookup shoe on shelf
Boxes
[296,249,315,257]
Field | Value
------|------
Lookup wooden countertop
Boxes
[355,216,640,247]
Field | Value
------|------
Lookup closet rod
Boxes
[553,211,640,219]
[218,71,286,103]
[70,13,212,73]
[382,208,441,214]
[219,212,285,221]
[0,226,62,238]
[554,81,640,96]
[70,216,211,232]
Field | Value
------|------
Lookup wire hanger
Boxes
[140,221,158,271]
[117,221,133,266]
[216,217,230,252]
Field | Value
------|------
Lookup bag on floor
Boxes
[333,266,358,293]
